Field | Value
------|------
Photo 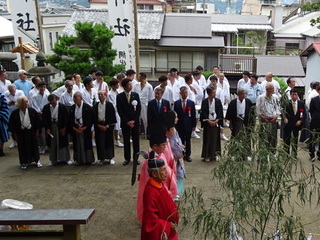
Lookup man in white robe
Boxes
[30,81,49,154]
[133,73,154,136]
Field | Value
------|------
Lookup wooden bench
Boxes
[0,209,95,240]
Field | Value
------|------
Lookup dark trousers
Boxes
[260,121,278,154]
[309,128,320,158]
[283,125,299,158]
[177,129,192,158]
[122,125,140,162]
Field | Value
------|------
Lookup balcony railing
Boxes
[220,55,257,74]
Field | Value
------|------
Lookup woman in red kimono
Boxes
[141,158,179,240]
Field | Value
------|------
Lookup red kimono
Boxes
[137,152,178,222]
[141,179,179,240]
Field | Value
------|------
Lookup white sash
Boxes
[75,101,83,124]
[50,102,59,121]
[19,109,32,130]
[208,98,217,120]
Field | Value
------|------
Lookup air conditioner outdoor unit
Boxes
[234,62,243,71]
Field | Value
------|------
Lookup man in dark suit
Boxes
[283,88,305,159]
[226,88,253,137]
[117,78,141,166]
[147,87,170,139]
[308,86,320,161]
[174,86,196,162]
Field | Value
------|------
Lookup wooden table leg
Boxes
[63,224,80,240]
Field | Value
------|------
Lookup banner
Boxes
[9,0,40,47]
[108,0,136,70]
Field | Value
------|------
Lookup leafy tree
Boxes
[180,125,320,239]
[246,31,268,54]
[47,21,124,78]
[302,2,320,28]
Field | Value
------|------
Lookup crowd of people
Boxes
[0,65,315,239]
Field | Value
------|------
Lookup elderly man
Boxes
[141,158,179,240]
[42,94,71,166]
[59,80,75,110]
[0,70,11,94]
[69,92,95,165]
[9,96,41,169]
[30,81,49,154]
[226,88,253,160]
[92,90,117,165]
[226,88,253,137]
[261,72,281,96]
[256,83,281,154]
[14,69,32,97]
[4,84,25,149]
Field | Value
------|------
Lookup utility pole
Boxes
[133,0,140,75]
[35,0,45,52]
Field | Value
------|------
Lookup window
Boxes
[140,52,152,72]
[168,52,179,70]
[285,43,299,50]
[49,32,53,49]
[55,32,59,44]
[156,51,205,72]
[181,52,192,71]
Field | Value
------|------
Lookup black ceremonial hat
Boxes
[148,158,165,169]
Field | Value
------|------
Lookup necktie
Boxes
[292,101,297,115]
[127,93,130,103]
[182,100,186,112]
[157,101,161,113]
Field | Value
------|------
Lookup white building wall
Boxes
[305,52,320,93]
[89,3,108,9]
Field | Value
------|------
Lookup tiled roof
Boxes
[138,11,164,40]
[300,42,320,56]
[62,9,109,36]
[162,14,211,37]
[62,9,164,40]
[255,55,305,77]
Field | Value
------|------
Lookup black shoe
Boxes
[123,160,130,166]
[0,148,4,157]
[185,157,192,162]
